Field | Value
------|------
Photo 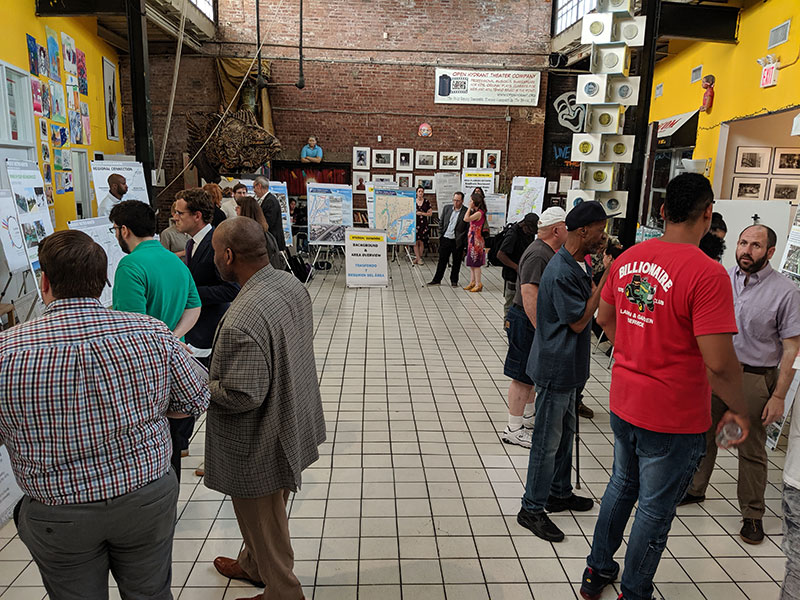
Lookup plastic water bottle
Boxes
[716,422,742,449]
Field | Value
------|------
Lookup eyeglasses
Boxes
[108,225,120,234]
[173,209,192,216]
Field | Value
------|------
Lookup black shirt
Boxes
[499,224,536,282]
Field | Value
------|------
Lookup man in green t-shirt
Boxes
[110,200,202,481]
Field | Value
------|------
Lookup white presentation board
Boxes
[345,228,388,287]
[0,190,28,273]
[462,169,495,198]
[0,446,23,528]
[507,176,546,224]
[90,160,148,215]
[268,181,293,247]
[485,194,508,235]
[68,216,127,307]
[307,183,354,245]
[366,181,398,229]
[435,172,462,211]
[714,200,792,272]
[373,187,416,245]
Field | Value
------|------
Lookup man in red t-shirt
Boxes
[579,173,751,600]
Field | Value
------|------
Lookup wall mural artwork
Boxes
[553,91,585,133]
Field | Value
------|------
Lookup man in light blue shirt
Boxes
[428,192,468,287]
[300,136,323,163]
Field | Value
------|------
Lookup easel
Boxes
[390,244,425,287]
[0,269,39,324]
[305,244,343,285]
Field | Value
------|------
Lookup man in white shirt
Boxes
[97,173,127,217]
[428,192,468,287]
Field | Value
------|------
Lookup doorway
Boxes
[71,149,91,219]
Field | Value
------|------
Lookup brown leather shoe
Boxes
[213,556,264,587]
[235,595,264,600]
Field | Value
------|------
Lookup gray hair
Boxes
[253,175,269,188]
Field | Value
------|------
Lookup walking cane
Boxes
[575,390,582,490]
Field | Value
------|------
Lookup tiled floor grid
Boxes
[0,258,789,599]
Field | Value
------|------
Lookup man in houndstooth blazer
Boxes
[204,218,325,600]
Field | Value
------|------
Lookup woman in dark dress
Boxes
[414,186,432,265]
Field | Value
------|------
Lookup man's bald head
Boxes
[213,217,270,283]
[107,173,128,200]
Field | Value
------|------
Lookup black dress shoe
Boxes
[577,402,594,419]
[517,507,565,542]
[546,494,595,513]
[740,518,764,544]
[450,282,459,287]
[678,492,705,506]
[427,281,441,286]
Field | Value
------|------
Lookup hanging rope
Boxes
[156,0,188,176]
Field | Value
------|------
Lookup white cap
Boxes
[539,207,567,227]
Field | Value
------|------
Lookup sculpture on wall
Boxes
[700,74,715,113]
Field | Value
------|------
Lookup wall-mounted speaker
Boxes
[614,16,647,47]
[597,190,628,215]
[590,43,630,76]
[597,0,633,16]
[577,74,608,105]
[607,75,640,105]
[566,189,597,212]
[585,104,626,134]
[580,163,616,192]
[571,133,604,162]
[582,13,615,45]
[600,134,636,163]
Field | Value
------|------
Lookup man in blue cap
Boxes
[517,200,614,542]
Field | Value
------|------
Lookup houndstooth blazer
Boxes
[204,264,326,498]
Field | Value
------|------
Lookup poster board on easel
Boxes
[68,217,127,307]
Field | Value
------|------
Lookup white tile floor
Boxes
[0,257,789,599]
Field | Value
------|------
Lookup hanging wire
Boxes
[156,0,188,175]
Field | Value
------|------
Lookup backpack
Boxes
[488,222,516,267]
[286,252,312,283]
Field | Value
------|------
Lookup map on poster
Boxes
[462,169,495,198]
[90,160,149,215]
[507,176,546,224]
[6,159,54,289]
[366,181,398,228]
[373,187,416,245]
[485,194,508,234]
[0,446,23,528]
[434,172,461,212]
[68,216,127,307]
[268,180,293,247]
[0,190,28,273]
[307,183,353,245]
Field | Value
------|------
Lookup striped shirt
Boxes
[0,297,209,505]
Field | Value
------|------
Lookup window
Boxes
[0,62,34,146]
[554,0,598,36]
[189,0,214,21]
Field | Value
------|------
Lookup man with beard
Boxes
[682,224,800,544]
[110,199,202,478]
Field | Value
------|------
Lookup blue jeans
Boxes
[587,413,705,600]
[521,383,576,512]
[782,484,800,599]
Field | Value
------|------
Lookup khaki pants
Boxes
[503,280,516,319]
[688,369,777,519]
[232,489,304,600]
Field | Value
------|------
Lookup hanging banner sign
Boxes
[434,68,541,106]
[345,228,388,287]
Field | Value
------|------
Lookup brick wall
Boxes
[121,0,552,217]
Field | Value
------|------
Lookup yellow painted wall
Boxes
[0,0,125,229]
[650,0,800,180]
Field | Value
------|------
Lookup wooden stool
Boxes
[0,303,16,330]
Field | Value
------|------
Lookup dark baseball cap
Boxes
[565,200,619,231]
[522,212,539,225]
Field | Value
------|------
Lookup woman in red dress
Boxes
[463,190,487,292]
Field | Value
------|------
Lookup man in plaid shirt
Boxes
[0,230,209,599]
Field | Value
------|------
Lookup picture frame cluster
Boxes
[732,146,800,203]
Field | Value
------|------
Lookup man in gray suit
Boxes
[205,217,326,600]
[428,191,469,286]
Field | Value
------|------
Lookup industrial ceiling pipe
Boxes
[260,0,305,89]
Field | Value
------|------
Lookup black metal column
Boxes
[126,0,155,204]
[621,0,661,247]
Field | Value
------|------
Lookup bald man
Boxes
[98,174,128,217]
[206,218,325,600]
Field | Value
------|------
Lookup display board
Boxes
[307,183,353,245]
[366,180,397,228]
[0,446,23,528]
[461,169,495,198]
[714,200,792,272]
[90,160,148,214]
[373,187,416,244]
[485,193,508,235]
[434,68,541,107]
[268,181,293,247]
[507,176,546,224]
[434,172,462,211]
[68,216,126,307]
[0,190,28,273]
[345,228,388,287]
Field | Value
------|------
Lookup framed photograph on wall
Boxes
[734,146,771,174]
[396,173,413,188]
[372,149,394,168]
[102,57,119,141]
[464,149,481,169]
[352,171,370,194]
[483,149,501,172]
[773,148,800,175]
[415,174,435,193]
[415,151,437,170]
[731,177,768,201]
[396,148,414,171]
[768,178,800,203]
[439,151,461,170]
[353,147,370,168]
[373,174,394,183]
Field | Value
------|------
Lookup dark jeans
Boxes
[521,382,576,512]
[587,413,705,600]
[18,469,178,600]
[169,416,196,483]
[431,236,464,284]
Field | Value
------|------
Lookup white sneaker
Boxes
[522,415,535,429]
[502,426,532,449]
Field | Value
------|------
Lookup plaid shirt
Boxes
[0,298,209,505]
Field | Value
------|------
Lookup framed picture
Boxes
[415,174,435,193]
[396,173,413,188]
[415,151,437,170]
[372,149,394,168]
[352,171,370,194]
[439,151,461,171]
[773,148,800,175]
[483,149,501,172]
[734,146,771,174]
[768,178,800,203]
[353,146,370,169]
[373,174,394,183]
[731,177,768,201]
[464,149,481,169]
[102,57,119,141]
[396,148,414,171]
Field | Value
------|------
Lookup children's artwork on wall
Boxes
[38,118,48,141]
[103,57,119,141]
[45,27,61,82]
[66,75,79,111]
[49,81,66,124]
[41,143,50,165]
[68,110,83,145]
[80,101,91,145]
[43,164,52,185]
[61,149,72,171]
[55,171,64,194]
[61,32,77,75]
[26,34,39,76]
[54,149,63,170]
[50,124,67,148]
[37,44,49,79]
[41,83,51,119]
[31,80,42,116]
[64,172,73,193]
[77,49,88,95]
